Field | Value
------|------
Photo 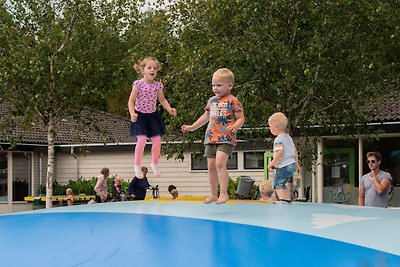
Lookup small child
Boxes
[181,68,245,204]
[259,180,274,203]
[112,176,126,201]
[66,188,75,206]
[168,185,179,199]
[128,166,151,200]
[267,112,300,203]
[128,57,177,179]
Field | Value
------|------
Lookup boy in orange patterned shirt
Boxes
[181,68,245,204]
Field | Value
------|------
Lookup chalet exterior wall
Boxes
[55,150,267,197]
[1,91,398,213]
[1,135,398,214]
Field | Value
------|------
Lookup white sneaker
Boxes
[151,163,160,177]
[134,166,143,178]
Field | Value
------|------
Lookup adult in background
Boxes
[94,167,111,203]
[358,152,392,208]
[128,166,150,200]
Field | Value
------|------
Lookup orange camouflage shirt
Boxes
[204,95,243,145]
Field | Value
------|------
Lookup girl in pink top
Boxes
[128,57,177,178]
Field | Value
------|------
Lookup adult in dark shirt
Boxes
[128,167,150,200]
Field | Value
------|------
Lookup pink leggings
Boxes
[134,135,161,166]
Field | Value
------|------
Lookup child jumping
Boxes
[128,57,177,178]
[181,68,245,204]
[267,112,300,203]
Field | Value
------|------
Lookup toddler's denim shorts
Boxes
[273,163,295,189]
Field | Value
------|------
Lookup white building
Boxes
[1,88,399,214]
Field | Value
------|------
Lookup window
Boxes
[244,152,264,169]
[12,152,31,201]
[191,153,238,170]
[323,148,355,187]
[0,152,7,202]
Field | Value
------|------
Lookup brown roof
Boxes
[0,102,135,145]
[366,88,400,122]
[1,88,399,145]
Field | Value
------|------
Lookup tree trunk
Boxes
[45,115,56,209]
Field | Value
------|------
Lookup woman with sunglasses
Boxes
[358,152,392,208]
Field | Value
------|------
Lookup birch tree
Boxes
[0,0,138,208]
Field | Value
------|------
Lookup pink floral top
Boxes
[133,80,163,113]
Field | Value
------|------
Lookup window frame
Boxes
[243,151,265,170]
[191,152,238,170]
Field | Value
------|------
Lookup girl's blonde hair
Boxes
[268,112,288,130]
[134,57,161,75]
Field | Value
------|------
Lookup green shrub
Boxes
[39,176,130,195]
[228,177,239,199]
[227,176,259,200]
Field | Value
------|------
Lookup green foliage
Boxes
[1,0,399,170]
[121,0,399,160]
[38,176,130,196]
[0,0,138,204]
[227,178,240,199]
[1,0,136,119]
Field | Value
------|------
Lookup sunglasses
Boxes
[367,160,376,164]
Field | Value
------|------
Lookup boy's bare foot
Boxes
[216,194,228,204]
[204,196,218,204]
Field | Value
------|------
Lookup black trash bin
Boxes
[236,176,255,197]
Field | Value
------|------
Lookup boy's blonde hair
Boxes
[134,57,161,75]
[268,112,288,130]
[213,68,234,83]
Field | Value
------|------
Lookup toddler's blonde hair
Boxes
[259,180,274,197]
[268,112,288,130]
[213,68,234,83]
